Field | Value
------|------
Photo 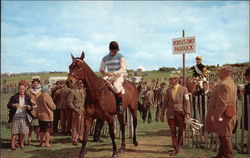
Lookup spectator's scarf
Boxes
[30,84,41,94]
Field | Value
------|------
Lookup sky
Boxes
[1,1,249,73]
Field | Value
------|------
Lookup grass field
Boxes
[1,109,248,158]
[1,72,249,158]
[1,71,173,122]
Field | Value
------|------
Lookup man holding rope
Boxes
[160,74,190,156]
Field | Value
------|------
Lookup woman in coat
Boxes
[26,78,42,144]
[37,85,56,147]
[7,83,32,150]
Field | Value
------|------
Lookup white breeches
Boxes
[103,75,125,94]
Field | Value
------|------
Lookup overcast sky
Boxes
[1,1,249,73]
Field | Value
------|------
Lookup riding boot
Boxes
[116,97,124,115]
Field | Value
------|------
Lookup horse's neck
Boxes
[185,79,195,90]
[81,62,106,97]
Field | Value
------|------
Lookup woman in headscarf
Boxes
[26,78,42,144]
[37,85,56,147]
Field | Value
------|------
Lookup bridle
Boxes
[69,58,107,91]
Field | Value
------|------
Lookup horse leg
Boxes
[107,117,118,158]
[79,116,93,158]
[117,114,126,152]
[128,106,139,146]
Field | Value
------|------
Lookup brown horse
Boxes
[181,77,216,95]
[67,52,139,158]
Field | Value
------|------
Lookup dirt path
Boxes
[83,128,190,158]
[1,127,189,158]
[1,122,247,158]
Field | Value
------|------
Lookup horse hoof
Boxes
[133,141,139,146]
[111,153,118,158]
[79,154,84,158]
[118,148,125,153]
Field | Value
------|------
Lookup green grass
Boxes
[1,108,248,158]
[1,72,249,158]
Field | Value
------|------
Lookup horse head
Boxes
[67,51,86,87]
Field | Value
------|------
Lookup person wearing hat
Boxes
[160,74,190,156]
[36,85,56,147]
[191,56,208,79]
[155,82,167,122]
[141,85,154,123]
[99,41,128,114]
[26,78,42,144]
[205,66,237,158]
[190,56,209,91]
[67,80,86,146]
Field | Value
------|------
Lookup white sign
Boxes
[172,36,196,54]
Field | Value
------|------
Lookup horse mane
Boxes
[74,58,107,99]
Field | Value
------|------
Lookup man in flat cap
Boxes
[99,41,127,114]
[206,66,237,158]
[160,74,190,156]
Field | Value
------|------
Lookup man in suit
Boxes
[155,83,167,122]
[67,80,86,146]
[160,74,190,156]
[60,83,72,135]
[142,85,154,123]
[51,80,64,134]
[206,66,237,158]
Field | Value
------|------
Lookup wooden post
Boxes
[241,96,245,153]
[128,109,134,139]
[204,95,208,149]
[198,95,203,147]
[191,96,196,148]
[248,95,250,156]
[195,96,199,147]
[182,30,186,86]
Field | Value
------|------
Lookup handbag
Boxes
[26,112,33,124]
[31,108,38,118]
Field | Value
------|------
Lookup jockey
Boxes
[99,41,127,114]
[191,56,208,89]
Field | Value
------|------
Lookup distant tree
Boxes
[158,67,176,72]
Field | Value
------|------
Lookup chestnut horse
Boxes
[67,52,139,158]
[181,77,216,95]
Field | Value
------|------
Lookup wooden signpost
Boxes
[172,30,196,86]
